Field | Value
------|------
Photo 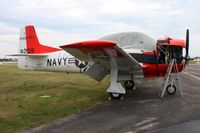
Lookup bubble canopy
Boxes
[99,32,156,51]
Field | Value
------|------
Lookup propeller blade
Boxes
[185,29,189,57]
[184,29,190,70]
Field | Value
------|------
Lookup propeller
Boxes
[185,29,190,59]
[184,29,190,70]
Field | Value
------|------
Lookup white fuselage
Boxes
[18,50,90,73]
[18,48,141,73]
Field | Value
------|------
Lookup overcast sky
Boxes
[0,0,199,58]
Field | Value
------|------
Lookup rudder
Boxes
[19,25,60,54]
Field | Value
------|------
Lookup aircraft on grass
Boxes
[9,25,190,99]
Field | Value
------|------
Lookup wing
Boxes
[60,40,143,81]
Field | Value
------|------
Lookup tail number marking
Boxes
[20,48,35,54]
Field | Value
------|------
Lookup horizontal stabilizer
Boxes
[7,53,48,57]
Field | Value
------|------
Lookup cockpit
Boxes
[99,32,156,52]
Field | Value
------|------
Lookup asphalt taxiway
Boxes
[20,64,200,133]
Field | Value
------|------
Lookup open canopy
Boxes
[99,32,156,51]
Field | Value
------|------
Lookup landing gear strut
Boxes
[107,58,125,100]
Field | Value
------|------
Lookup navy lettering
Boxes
[52,59,57,66]
[47,57,79,67]
[63,58,67,65]
[47,59,52,66]
[58,58,62,65]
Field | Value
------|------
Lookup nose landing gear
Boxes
[166,84,177,95]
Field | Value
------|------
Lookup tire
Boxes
[124,80,135,90]
[109,93,123,100]
[166,84,176,95]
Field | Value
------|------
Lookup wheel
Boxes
[166,84,176,95]
[109,93,123,100]
[124,80,135,90]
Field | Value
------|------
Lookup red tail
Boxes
[24,25,61,54]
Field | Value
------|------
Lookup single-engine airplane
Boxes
[9,25,190,99]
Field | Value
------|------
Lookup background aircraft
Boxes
[10,25,190,99]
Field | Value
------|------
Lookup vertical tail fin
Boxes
[19,25,60,54]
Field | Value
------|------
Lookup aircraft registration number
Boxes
[20,48,35,54]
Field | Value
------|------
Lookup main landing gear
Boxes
[108,80,135,100]
[109,93,124,100]
[124,80,135,90]
[107,58,138,100]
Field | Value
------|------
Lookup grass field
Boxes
[0,64,109,133]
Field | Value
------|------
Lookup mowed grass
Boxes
[0,64,109,133]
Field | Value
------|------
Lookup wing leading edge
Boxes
[60,40,143,81]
